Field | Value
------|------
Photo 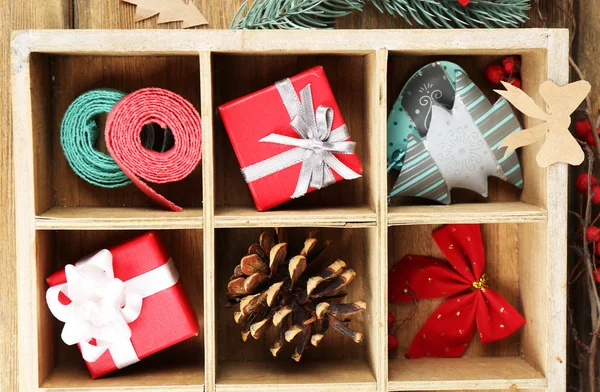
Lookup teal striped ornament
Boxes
[388,66,524,204]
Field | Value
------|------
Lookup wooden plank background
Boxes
[1,1,592,391]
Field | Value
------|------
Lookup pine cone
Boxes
[226,229,366,361]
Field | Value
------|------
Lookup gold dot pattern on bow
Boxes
[448,244,454,250]
[458,329,464,335]
[500,307,505,313]
[500,324,505,328]
[472,273,490,291]
[437,314,441,319]
[456,311,460,316]
[466,236,472,241]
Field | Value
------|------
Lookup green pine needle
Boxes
[371,0,530,28]
[231,0,366,29]
[232,0,530,30]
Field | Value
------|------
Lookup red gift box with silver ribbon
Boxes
[46,231,198,378]
[219,66,363,211]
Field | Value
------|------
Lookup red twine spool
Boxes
[105,88,202,212]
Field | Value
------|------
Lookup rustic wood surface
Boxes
[0,1,577,391]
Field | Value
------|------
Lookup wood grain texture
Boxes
[2,1,575,392]
[388,201,547,226]
[48,55,202,209]
[37,207,203,230]
[212,53,369,211]
[575,0,600,120]
[42,230,205,390]
[216,360,375,392]
[214,206,377,228]
[11,28,570,392]
[388,357,546,390]
[1,1,71,392]
[199,50,217,392]
[388,224,522,359]
[544,29,570,392]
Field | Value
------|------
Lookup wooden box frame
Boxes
[11,29,569,392]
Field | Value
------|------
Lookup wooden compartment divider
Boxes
[12,29,569,392]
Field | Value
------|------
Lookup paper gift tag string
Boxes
[389,224,525,358]
[105,88,202,212]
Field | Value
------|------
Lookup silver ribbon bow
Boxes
[241,78,361,199]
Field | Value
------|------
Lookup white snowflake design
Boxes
[436,125,484,176]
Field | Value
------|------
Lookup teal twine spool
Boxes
[60,89,134,187]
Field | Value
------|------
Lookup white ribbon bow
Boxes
[46,249,179,369]
[241,78,361,199]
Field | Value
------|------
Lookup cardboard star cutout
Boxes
[121,0,208,29]
[390,71,524,204]
[496,80,590,167]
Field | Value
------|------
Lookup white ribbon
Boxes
[241,78,361,199]
[46,249,179,369]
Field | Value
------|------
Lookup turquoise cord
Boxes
[60,89,132,188]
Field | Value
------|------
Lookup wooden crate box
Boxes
[11,29,568,392]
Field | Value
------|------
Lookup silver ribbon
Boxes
[241,78,361,199]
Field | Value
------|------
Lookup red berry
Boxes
[507,77,522,89]
[502,55,521,74]
[591,186,600,203]
[388,311,395,328]
[576,173,598,193]
[388,333,399,351]
[574,119,592,138]
[484,64,505,85]
[587,227,600,242]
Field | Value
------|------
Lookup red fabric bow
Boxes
[389,224,525,358]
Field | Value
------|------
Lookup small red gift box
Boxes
[46,231,198,378]
[219,66,363,211]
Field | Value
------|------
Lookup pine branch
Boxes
[372,0,530,28]
[231,0,365,29]
[232,0,530,30]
